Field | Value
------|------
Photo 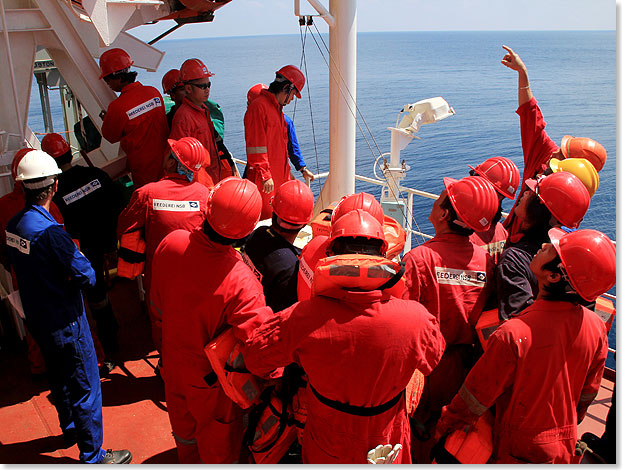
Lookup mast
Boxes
[299,0,357,211]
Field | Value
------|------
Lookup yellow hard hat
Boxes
[549,157,599,197]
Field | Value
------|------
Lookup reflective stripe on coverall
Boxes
[101,81,169,188]
[244,289,446,464]
[503,98,559,237]
[169,97,220,187]
[117,173,210,352]
[436,299,608,464]
[150,228,270,463]
[6,204,106,464]
[244,89,291,219]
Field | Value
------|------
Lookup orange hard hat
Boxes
[332,192,384,226]
[468,156,520,199]
[99,48,133,79]
[327,209,388,255]
[41,133,70,159]
[162,69,182,94]
[276,65,305,98]
[271,179,314,227]
[549,228,616,301]
[549,157,599,197]
[443,176,499,231]
[525,172,590,229]
[206,177,262,239]
[168,137,207,173]
[247,83,268,104]
[11,148,34,181]
[559,135,607,172]
[180,58,214,82]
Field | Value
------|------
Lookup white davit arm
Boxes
[396,97,455,135]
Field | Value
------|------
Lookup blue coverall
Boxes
[284,114,307,171]
[6,204,106,464]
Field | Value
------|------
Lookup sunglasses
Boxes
[189,82,211,90]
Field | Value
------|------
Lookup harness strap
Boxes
[309,383,404,417]
[377,261,405,291]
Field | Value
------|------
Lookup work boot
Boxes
[98,449,132,464]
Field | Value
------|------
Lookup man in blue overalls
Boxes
[6,150,131,464]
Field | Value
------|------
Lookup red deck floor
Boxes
[0,277,177,464]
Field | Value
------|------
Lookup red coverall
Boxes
[244,89,291,219]
[116,173,209,351]
[150,228,269,464]
[244,289,446,464]
[296,235,329,302]
[436,299,608,464]
[503,98,559,238]
[101,81,169,189]
[469,221,508,265]
[169,97,220,187]
[401,232,494,460]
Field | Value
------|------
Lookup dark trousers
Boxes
[28,311,106,463]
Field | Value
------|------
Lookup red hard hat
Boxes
[99,48,133,79]
[549,228,616,301]
[180,58,214,82]
[247,83,268,104]
[167,137,207,173]
[525,172,590,229]
[271,179,314,227]
[41,133,70,159]
[206,177,262,239]
[162,69,182,94]
[560,135,607,172]
[327,209,388,255]
[468,156,520,199]
[276,65,305,98]
[332,192,384,225]
[11,148,34,181]
[443,176,498,231]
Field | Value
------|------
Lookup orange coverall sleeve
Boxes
[116,187,148,239]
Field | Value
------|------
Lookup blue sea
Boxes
[29,31,616,367]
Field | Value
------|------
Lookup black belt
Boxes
[309,383,404,417]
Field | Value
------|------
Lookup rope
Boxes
[297,19,322,195]
[306,21,426,246]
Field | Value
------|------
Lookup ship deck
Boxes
[0,277,614,464]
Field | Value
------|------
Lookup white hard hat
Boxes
[16,150,62,189]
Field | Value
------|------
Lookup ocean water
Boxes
[28,31,616,366]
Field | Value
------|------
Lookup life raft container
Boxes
[383,215,407,259]
[309,201,337,238]
[311,254,405,298]
[203,328,263,409]
[117,230,146,279]
[443,409,494,464]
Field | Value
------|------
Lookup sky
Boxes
[129,0,615,42]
